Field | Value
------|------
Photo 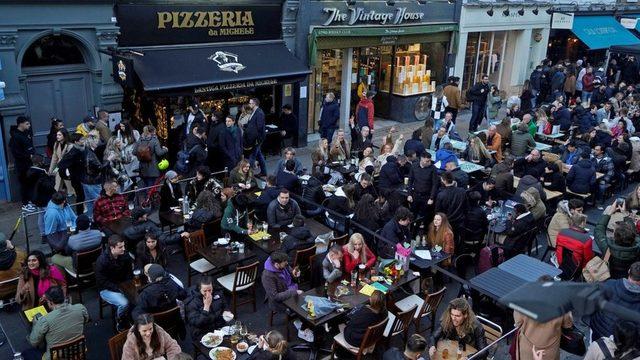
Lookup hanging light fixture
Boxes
[518,7,525,16]
[532,6,539,15]
[486,6,494,16]
[503,7,510,16]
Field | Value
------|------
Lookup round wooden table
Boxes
[433,340,477,360]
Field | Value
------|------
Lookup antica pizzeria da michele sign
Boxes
[115,3,282,47]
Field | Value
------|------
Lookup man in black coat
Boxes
[185,276,233,341]
[435,171,467,241]
[353,173,377,202]
[245,97,267,176]
[379,207,413,257]
[132,264,187,320]
[185,126,208,177]
[408,151,439,219]
[183,101,206,141]
[467,74,490,132]
[96,235,133,330]
[378,155,402,190]
[9,116,35,211]
[207,112,226,172]
[514,149,546,179]
[503,203,535,258]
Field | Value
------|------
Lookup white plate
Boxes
[201,332,223,348]
[209,346,236,360]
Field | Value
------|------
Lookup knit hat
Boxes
[165,170,178,181]
[83,115,96,123]
[131,207,149,221]
[147,264,165,281]
[76,214,91,231]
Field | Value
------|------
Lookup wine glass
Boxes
[240,324,248,340]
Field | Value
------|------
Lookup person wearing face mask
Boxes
[122,314,182,360]
[185,276,234,341]
[159,170,183,213]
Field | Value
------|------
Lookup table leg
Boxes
[290,327,332,360]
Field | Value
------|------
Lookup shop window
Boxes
[22,35,85,67]
[463,32,508,92]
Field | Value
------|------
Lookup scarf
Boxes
[30,266,63,298]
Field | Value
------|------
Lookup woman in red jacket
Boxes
[342,233,376,273]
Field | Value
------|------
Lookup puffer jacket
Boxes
[515,175,546,202]
[594,214,640,279]
[261,257,298,312]
[521,187,546,221]
[590,278,640,339]
[184,287,227,341]
[510,129,536,157]
[378,156,402,189]
[566,159,596,194]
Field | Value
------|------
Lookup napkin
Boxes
[415,250,431,260]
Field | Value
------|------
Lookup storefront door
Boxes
[463,31,509,92]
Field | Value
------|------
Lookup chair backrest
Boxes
[293,245,317,271]
[203,218,221,241]
[309,253,324,288]
[50,335,86,360]
[543,215,554,247]
[359,317,388,355]
[151,306,182,339]
[477,315,503,344]
[328,233,349,249]
[108,330,129,360]
[390,305,417,337]
[418,287,447,319]
[183,230,207,261]
[75,246,102,276]
[233,261,259,291]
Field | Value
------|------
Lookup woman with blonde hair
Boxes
[463,134,492,166]
[427,213,454,262]
[238,103,253,129]
[48,129,75,195]
[376,129,404,170]
[429,297,487,357]
[311,138,329,168]
[626,184,640,211]
[329,129,350,162]
[536,108,550,134]
[249,330,296,359]
[342,233,376,273]
[229,159,256,190]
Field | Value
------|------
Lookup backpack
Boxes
[356,104,369,128]
[136,142,153,163]
[175,148,191,175]
[477,245,504,274]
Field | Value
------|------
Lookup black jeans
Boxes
[70,179,85,215]
[17,170,31,205]
[469,102,485,132]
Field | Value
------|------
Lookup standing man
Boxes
[407,152,439,220]
[529,66,543,108]
[443,76,462,123]
[245,98,267,176]
[9,116,35,212]
[95,110,112,143]
[184,101,206,140]
[356,91,376,132]
[319,92,340,143]
[467,75,490,132]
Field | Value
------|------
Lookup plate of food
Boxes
[209,346,236,360]
[201,332,223,348]
[236,341,249,353]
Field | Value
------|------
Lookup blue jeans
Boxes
[249,146,267,175]
[100,289,129,318]
[581,91,592,104]
[37,207,46,236]
[82,183,102,220]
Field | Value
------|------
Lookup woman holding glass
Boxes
[229,159,257,190]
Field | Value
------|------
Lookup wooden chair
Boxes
[66,246,102,303]
[332,317,388,359]
[477,315,503,358]
[217,261,259,314]
[108,330,128,360]
[183,230,214,286]
[384,305,417,344]
[394,287,446,333]
[152,306,183,340]
[203,218,221,241]
[50,335,86,360]
[293,245,317,285]
[328,233,349,249]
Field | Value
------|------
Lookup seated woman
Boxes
[187,166,221,201]
[136,231,167,270]
[427,213,454,265]
[429,298,487,358]
[544,162,566,192]
[122,314,182,360]
[15,250,67,310]
[343,290,388,348]
[342,233,376,273]
[221,194,255,237]
[323,245,343,283]
[185,190,222,232]
[249,330,296,360]
[462,135,493,167]
[229,159,257,190]
[159,170,182,213]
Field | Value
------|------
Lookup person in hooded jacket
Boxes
[515,175,547,202]
[589,262,640,341]
[521,187,546,221]
[379,207,412,254]
[566,151,596,195]
[435,142,458,170]
[123,207,186,248]
[219,116,243,171]
[594,203,640,279]
[185,276,234,341]
[378,155,402,190]
[185,190,222,232]
[319,92,340,143]
[280,215,313,262]
[131,264,187,321]
[10,116,36,212]
[262,251,302,314]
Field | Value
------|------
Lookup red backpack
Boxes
[555,227,594,269]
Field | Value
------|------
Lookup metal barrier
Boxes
[19,169,228,252]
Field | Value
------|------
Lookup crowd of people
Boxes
[4,55,640,359]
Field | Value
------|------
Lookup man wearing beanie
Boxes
[132,264,187,320]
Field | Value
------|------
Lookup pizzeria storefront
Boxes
[113,0,309,147]
[293,0,458,131]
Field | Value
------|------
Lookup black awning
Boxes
[129,41,310,92]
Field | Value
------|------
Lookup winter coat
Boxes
[551,71,566,93]
[266,198,301,229]
[322,255,342,283]
[49,142,74,192]
[566,159,596,194]
[443,84,462,109]
[43,200,77,236]
[582,73,595,92]
[185,134,207,175]
[510,129,536,157]
[185,286,227,340]
[468,82,490,104]
[515,175,547,202]
[244,107,266,147]
[159,182,183,213]
[574,106,598,133]
[275,169,300,194]
[56,144,86,184]
[560,148,583,166]
[435,148,458,170]
[220,125,243,170]
[548,201,571,248]
[356,98,375,129]
[594,214,640,279]
[121,325,181,360]
[344,306,388,347]
[530,70,543,91]
[132,277,187,320]
[261,256,298,312]
[319,100,340,130]
[281,226,313,262]
[521,187,546,221]
[221,201,249,235]
[133,134,167,178]
[514,311,573,360]
[403,138,425,157]
[9,126,34,173]
[487,93,502,119]
[435,186,467,226]
[95,249,133,292]
[29,167,55,208]
[421,126,434,150]
[378,157,402,189]
[553,107,572,131]
[16,265,67,310]
[590,278,640,339]
[430,319,487,355]
[430,134,451,151]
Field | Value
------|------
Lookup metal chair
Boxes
[394,287,446,334]
[50,335,86,360]
[108,330,128,360]
[332,317,388,359]
[217,261,259,313]
[66,246,102,303]
[183,229,214,286]
[477,315,503,358]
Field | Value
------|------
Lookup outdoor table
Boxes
[450,139,467,152]
[458,160,485,174]
[243,217,331,255]
[535,142,552,151]
[410,248,451,272]
[103,217,133,236]
[562,164,604,180]
[469,267,527,301]
[159,210,184,232]
[193,331,253,360]
[198,245,257,270]
[513,176,563,201]
[433,339,478,360]
[498,254,562,282]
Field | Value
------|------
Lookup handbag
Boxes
[560,326,586,356]
[582,249,611,283]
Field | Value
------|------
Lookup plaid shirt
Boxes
[93,193,130,226]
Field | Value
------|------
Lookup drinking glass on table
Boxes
[240,324,248,340]
[262,221,268,234]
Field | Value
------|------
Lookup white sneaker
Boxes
[297,329,314,342]
[293,319,303,330]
